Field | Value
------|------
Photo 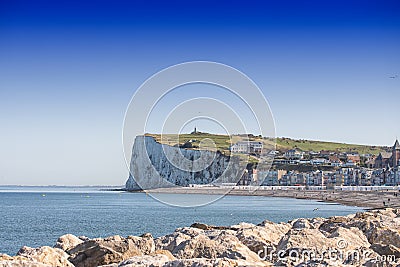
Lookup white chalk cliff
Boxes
[125,136,242,190]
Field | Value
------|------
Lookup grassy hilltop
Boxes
[276,138,387,155]
[145,133,233,153]
[145,133,388,155]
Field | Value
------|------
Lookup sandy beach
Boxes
[143,187,400,209]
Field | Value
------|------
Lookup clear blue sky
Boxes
[1,0,399,185]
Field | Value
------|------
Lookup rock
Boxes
[173,232,261,263]
[155,227,206,252]
[318,216,352,234]
[368,227,400,247]
[68,235,143,267]
[375,208,397,219]
[118,255,170,267]
[236,220,290,255]
[0,259,52,267]
[118,250,175,267]
[163,258,215,267]
[176,227,205,237]
[370,243,400,258]
[0,253,46,267]
[152,250,176,260]
[54,234,84,251]
[190,223,235,231]
[212,232,261,262]
[232,222,256,229]
[307,217,327,229]
[0,255,12,261]
[345,217,382,241]
[0,253,53,267]
[163,257,272,267]
[295,259,355,267]
[291,218,313,229]
[328,227,370,249]
[256,220,291,243]
[172,234,218,259]
[276,226,376,266]
[78,236,90,241]
[277,228,332,252]
[190,223,214,231]
[155,232,192,252]
[16,246,73,267]
[127,233,155,255]
[236,225,282,254]
[364,256,400,267]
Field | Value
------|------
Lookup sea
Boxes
[0,186,363,255]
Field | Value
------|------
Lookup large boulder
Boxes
[236,222,290,255]
[276,225,377,266]
[67,235,145,267]
[155,232,192,252]
[319,209,400,244]
[0,253,52,267]
[318,216,352,234]
[127,233,155,255]
[172,234,218,259]
[54,234,84,251]
[257,220,291,243]
[155,227,204,252]
[172,231,261,263]
[16,246,73,267]
[277,228,333,252]
[368,227,400,248]
[328,227,370,249]
[233,220,291,256]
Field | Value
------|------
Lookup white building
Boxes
[230,141,263,154]
[284,149,304,159]
[310,158,328,165]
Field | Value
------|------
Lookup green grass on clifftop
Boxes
[276,138,386,155]
[145,133,387,155]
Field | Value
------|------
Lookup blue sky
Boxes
[1,0,399,185]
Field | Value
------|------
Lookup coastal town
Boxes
[234,139,400,187]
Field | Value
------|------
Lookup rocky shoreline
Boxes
[2,209,400,266]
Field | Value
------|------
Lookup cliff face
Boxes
[125,136,238,190]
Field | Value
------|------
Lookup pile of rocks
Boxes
[1,209,400,266]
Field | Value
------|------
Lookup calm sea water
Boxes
[0,186,363,255]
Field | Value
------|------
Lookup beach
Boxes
[144,186,400,209]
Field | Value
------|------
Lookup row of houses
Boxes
[277,140,400,168]
[274,149,366,167]
[234,139,400,186]
[272,157,360,167]
[230,139,400,168]
[258,167,400,187]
